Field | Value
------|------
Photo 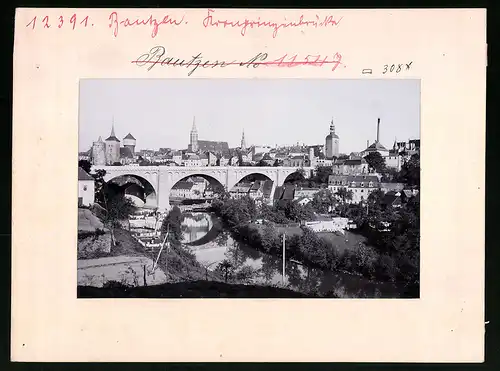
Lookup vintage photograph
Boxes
[77,79,420,299]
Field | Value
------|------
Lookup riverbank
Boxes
[211,197,418,289]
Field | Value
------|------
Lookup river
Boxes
[180,212,404,298]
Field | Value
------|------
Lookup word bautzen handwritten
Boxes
[131,46,344,76]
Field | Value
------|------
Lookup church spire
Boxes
[191,116,197,132]
[110,116,116,137]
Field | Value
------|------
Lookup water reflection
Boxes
[180,212,403,298]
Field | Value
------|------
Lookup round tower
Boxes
[123,133,136,154]
[92,136,106,165]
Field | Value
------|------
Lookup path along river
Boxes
[181,212,404,298]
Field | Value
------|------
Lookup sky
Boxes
[79,79,420,154]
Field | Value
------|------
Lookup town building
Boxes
[332,157,369,175]
[170,181,195,198]
[316,155,334,167]
[328,174,380,204]
[182,153,202,167]
[230,183,252,199]
[294,187,321,198]
[283,154,309,168]
[78,167,95,207]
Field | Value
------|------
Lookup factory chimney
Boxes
[376,118,381,143]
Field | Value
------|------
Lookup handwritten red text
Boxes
[26,14,91,30]
[108,12,185,38]
[202,9,343,38]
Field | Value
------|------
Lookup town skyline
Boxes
[79,79,420,154]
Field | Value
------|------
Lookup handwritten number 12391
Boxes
[26,14,91,30]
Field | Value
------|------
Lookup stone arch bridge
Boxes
[94,166,312,211]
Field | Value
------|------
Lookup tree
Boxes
[273,159,282,167]
[364,152,386,173]
[397,154,420,187]
[79,159,92,174]
[312,166,333,185]
[91,169,107,205]
[238,153,244,166]
[311,189,336,213]
[216,157,221,166]
[334,187,353,204]
[103,195,137,246]
[112,161,122,166]
[161,206,184,244]
[284,169,305,184]
[257,159,270,167]
[283,200,315,222]
[217,259,233,283]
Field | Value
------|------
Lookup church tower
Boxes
[105,122,121,165]
[190,117,198,152]
[325,118,340,158]
[241,129,246,150]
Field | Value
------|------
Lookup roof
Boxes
[333,158,367,166]
[250,181,261,191]
[262,180,274,198]
[120,147,134,158]
[183,154,200,160]
[123,133,136,140]
[105,135,120,142]
[196,140,230,153]
[329,174,380,185]
[173,181,193,190]
[262,153,273,161]
[382,194,401,206]
[296,187,321,192]
[78,167,94,181]
[365,141,388,152]
[381,182,405,191]
[402,189,414,198]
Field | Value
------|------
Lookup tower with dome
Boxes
[325,118,340,158]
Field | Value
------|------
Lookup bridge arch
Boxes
[169,174,225,201]
[106,174,158,209]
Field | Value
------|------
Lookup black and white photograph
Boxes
[77,79,420,299]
